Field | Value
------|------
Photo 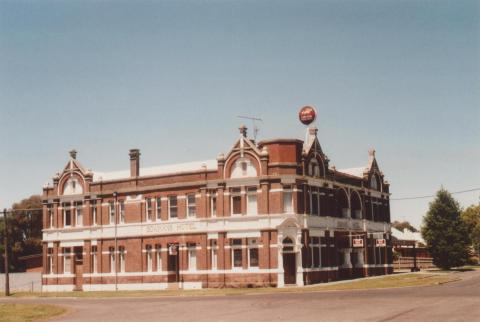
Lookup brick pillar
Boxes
[260,182,269,214]
[199,188,207,218]
[217,187,224,217]
[55,202,61,228]
[84,199,91,227]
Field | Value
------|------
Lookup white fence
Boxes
[0,272,42,293]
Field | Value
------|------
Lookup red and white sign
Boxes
[298,105,317,125]
[168,244,178,255]
[376,239,386,247]
[352,238,364,248]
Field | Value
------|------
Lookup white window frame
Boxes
[146,246,153,272]
[63,204,72,227]
[119,200,125,224]
[248,239,259,268]
[109,202,115,225]
[210,195,217,217]
[187,194,196,218]
[91,246,98,274]
[211,240,218,270]
[109,248,116,273]
[48,206,54,228]
[146,198,153,222]
[47,248,53,274]
[188,246,197,271]
[231,189,242,216]
[75,202,83,227]
[156,245,162,272]
[156,197,162,220]
[231,239,243,269]
[168,196,178,219]
[283,188,293,214]
[246,187,257,215]
[63,247,71,274]
[91,200,97,226]
[119,247,125,273]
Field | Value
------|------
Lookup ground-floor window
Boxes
[231,239,243,268]
[146,245,153,272]
[119,246,125,273]
[310,237,321,268]
[47,248,53,274]
[109,247,115,273]
[91,246,97,274]
[248,238,259,268]
[63,247,71,274]
[156,245,162,272]
[210,240,218,270]
[320,237,328,267]
[188,245,197,271]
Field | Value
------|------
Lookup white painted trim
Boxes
[227,231,261,238]
[42,284,75,292]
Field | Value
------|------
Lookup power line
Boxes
[390,187,480,201]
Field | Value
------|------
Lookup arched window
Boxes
[63,177,83,195]
[230,157,258,178]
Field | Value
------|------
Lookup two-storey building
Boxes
[42,125,392,291]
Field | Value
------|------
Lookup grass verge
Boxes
[7,272,461,299]
[0,303,66,322]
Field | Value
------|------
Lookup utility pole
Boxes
[3,209,10,296]
[113,192,118,292]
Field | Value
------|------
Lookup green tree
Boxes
[0,195,43,272]
[461,204,480,259]
[392,220,418,232]
[421,189,470,269]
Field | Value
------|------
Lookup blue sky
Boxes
[1,0,479,227]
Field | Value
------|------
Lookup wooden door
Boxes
[74,248,83,291]
[283,253,296,285]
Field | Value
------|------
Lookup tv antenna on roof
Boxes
[237,115,263,141]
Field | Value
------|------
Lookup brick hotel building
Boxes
[42,125,392,291]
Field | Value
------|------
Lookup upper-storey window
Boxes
[187,194,196,218]
[63,203,72,227]
[63,178,83,195]
[246,187,257,215]
[91,200,97,226]
[283,186,293,214]
[109,201,115,225]
[370,174,379,190]
[74,201,83,226]
[146,198,153,222]
[168,196,177,219]
[119,200,125,224]
[230,158,257,178]
[156,197,162,220]
[308,159,321,177]
[47,205,54,228]
[231,188,242,215]
[210,194,217,217]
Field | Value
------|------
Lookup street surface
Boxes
[2,270,479,322]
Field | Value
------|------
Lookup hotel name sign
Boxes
[144,222,200,235]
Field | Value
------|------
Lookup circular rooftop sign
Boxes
[298,105,317,125]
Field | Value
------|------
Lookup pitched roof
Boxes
[92,159,217,182]
[337,167,367,178]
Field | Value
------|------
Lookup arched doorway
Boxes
[282,237,296,285]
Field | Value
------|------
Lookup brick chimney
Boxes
[129,149,141,177]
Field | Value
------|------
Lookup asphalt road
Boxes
[3,270,480,322]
